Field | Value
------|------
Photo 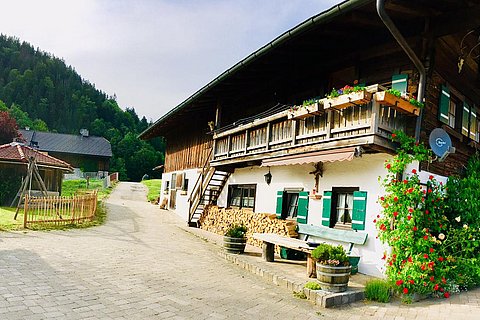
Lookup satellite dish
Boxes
[429,128,455,162]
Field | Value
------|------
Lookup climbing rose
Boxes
[412,169,417,174]
[403,287,409,294]
[444,292,450,298]
[429,248,434,253]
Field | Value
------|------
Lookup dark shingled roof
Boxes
[19,130,112,158]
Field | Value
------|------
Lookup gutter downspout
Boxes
[376,0,426,142]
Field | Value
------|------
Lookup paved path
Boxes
[0,182,479,319]
[0,182,323,319]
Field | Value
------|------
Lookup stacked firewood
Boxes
[199,205,298,248]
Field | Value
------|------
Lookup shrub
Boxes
[376,131,450,297]
[224,224,247,238]
[365,279,392,303]
[304,281,322,290]
[311,243,349,267]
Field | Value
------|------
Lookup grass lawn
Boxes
[62,178,112,200]
[0,178,113,231]
[0,207,23,231]
[141,179,162,202]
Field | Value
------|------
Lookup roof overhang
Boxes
[139,0,480,140]
[139,0,372,140]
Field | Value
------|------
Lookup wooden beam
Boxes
[429,5,480,38]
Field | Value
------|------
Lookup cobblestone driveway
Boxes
[0,182,323,319]
[1,182,479,319]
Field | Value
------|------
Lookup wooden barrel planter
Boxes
[316,263,351,292]
[223,236,247,254]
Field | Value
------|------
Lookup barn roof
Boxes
[0,143,73,172]
[19,130,112,158]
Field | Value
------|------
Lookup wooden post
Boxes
[244,129,249,155]
[371,100,380,134]
[266,122,271,150]
[215,102,222,129]
[23,194,28,228]
[291,120,297,146]
[306,253,316,278]
[226,135,231,158]
[262,242,275,262]
[326,110,333,139]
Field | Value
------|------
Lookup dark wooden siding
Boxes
[419,34,480,176]
[164,125,212,173]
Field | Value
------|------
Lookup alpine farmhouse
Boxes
[140,0,480,276]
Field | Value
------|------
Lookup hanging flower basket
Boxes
[323,89,373,110]
[287,102,322,120]
[374,91,421,116]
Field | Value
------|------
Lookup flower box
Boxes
[374,91,421,116]
[287,102,322,120]
[323,90,373,110]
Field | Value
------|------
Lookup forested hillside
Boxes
[0,35,164,181]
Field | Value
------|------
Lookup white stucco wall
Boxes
[217,153,394,277]
[160,168,201,222]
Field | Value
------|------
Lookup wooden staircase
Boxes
[188,151,230,227]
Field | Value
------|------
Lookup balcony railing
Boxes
[211,85,415,165]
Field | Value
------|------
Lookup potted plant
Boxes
[223,224,248,254]
[287,98,323,120]
[311,243,351,292]
[323,85,372,110]
[374,88,423,116]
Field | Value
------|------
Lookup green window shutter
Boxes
[275,191,284,219]
[462,102,470,137]
[352,191,367,231]
[392,74,408,96]
[321,191,332,227]
[296,191,309,224]
[470,106,478,141]
[439,85,450,124]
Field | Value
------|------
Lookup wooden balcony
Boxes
[211,86,415,167]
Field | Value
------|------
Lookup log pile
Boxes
[199,205,298,250]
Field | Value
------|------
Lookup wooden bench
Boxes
[253,233,318,278]
[253,226,368,278]
[297,224,368,255]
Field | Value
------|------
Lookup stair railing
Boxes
[188,147,213,223]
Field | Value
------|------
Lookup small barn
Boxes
[19,129,112,179]
[0,142,73,205]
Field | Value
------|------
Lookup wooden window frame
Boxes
[331,187,359,230]
[227,184,256,210]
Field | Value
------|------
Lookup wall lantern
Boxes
[264,168,272,185]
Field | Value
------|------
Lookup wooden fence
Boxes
[23,191,98,228]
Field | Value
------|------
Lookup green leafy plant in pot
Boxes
[223,224,247,254]
[311,243,351,292]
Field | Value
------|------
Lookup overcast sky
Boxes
[0,0,338,121]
